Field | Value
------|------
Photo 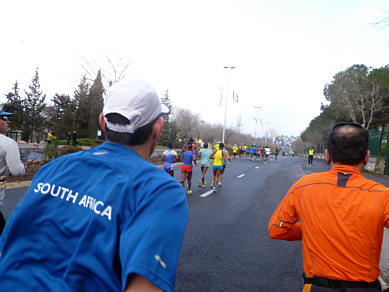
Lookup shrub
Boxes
[43,146,83,161]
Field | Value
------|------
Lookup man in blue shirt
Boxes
[0,80,189,292]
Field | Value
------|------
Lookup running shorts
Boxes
[181,165,193,173]
[163,162,174,172]
[213,165,223,171]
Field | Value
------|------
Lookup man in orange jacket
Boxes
[268,122,389,291]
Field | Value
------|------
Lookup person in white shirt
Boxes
[264,147,271,162]
[0,110,25,234]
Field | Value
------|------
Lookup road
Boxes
[3,155,389,291]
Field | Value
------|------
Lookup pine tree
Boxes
[88,70,104,138]
[3,81,25,132]
[47,93,76,139]
[74,75,90,137]
[24,68,46,142]
[159,90,179,146]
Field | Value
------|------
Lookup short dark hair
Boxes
[168,142,173,149]
[105,113,157,146]
[327,122,369,165]
[219,142,224,149]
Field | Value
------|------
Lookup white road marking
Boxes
[255,166,259,169]
[237,174,245,178]
[200,190,215,198]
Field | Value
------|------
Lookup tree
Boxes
[324,64,384,129]
[24,68,46,142]
[46,93,76,139]
[3,81,25,132]
[88,70,104,138]
[175,108,200,141]
[159,90,179,146]
[74,75,91,137]
[81,56,130,88]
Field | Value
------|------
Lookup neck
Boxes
[129,144,152,160]
[329,161,364,172]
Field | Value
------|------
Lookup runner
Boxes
[210,142,228,191]
[198,142,212,187]
[162,142,178,177]
[180,144,197,195]
[232,144,238,159]
[265,146,271,162]
[239,144,244,158]
[219,146,232,186]
[183,137,197,153]
[256,145,261,161]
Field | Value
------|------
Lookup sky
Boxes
[1,0,389,138]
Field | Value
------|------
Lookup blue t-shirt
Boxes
[199,148,212,166]
[0,142,188,292]
[182,151,195,166]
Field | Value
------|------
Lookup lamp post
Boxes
[253,106,261,144]
[222,66,235,143]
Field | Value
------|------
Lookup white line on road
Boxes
[255,166,259,169]
[200,190,215,198]
[237,174,245,178]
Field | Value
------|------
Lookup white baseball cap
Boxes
[103,79,169,133]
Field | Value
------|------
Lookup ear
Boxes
[99,113,106,131]
[364,150,370,166]
[153,116,165,139]
[325,149,331,164]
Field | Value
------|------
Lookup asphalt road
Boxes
[2,155,388,291]
[174,155,305,291]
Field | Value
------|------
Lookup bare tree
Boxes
[324,65,384,129]
[81,56,131,88]
[174,108,201,141]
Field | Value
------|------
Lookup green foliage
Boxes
[88,70,104,138]
[46,93,77,139]
[304,63,389,143]
[52,137,104,146]
[159,90,180,146]
[3,81,26,133]
[74,76,91,138]
[43,146,83,161]
[24,68,46,142]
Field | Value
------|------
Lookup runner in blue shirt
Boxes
[0,80,189,292]
[162,142,178,177]
[180,145,197,195]
[198,142,212,187]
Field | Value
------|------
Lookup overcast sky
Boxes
[1,0,389,138]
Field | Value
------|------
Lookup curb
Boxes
[379,275,388,290]
[6,181,32,190]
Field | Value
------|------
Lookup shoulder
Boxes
[0,135,18,147]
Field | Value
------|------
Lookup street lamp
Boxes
[253,106,261,144]
[222,66,236,143]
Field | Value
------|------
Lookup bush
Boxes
[52,138,104,147]
[43,146,83,161]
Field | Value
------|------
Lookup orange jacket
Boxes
[268,164,389,282]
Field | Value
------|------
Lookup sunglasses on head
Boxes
[332,122,363,130]
[0,116,9,121]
